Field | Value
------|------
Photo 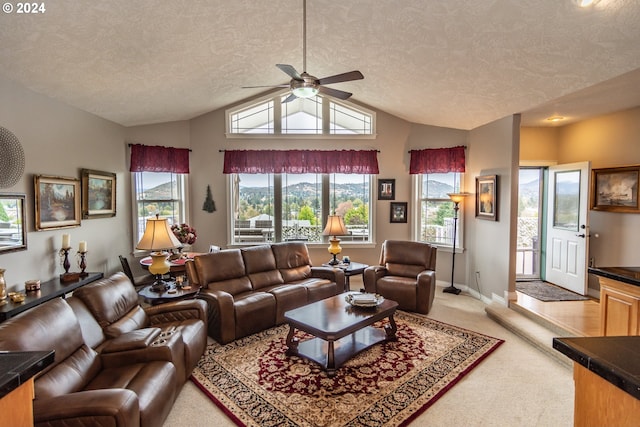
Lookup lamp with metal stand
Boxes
[443,193,469,295]
[136,215,182,292]
[322,214,348,265]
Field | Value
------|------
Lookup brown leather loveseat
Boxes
[186,241,345,344]
[0,272,208,427]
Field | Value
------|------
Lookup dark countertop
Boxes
[553,336,640,400]
[0,350,54,399]
[588,266,640,287]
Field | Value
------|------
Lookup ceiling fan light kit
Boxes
[244,0,363,102]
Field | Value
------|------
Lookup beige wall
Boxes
[0,76,130,291]
[520,127,558,164]
[467,115,520,301]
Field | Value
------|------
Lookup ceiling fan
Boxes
[243,0,364,102]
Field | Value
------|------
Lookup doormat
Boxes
[516,280,589,302]
[190,311,503,427]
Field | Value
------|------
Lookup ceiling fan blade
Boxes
[317,70,364,85]
[242,84,289,88]
[318,86,353,100]
[282,93,298,103]
[276,64,302,80]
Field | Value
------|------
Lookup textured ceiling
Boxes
[1,0,639,129]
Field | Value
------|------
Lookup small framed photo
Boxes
[476,175,498,221]
[34,175,81,230]
[378,179,395,200]
[390,202,408,223]
[82,169,116,219]
[591,165,640,213]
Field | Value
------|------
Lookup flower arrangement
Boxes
[171,223,197,245]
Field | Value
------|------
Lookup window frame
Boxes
[225,89,376,139]
[227,173,375,247]
[131,171,190,253]
[411,173,466,252]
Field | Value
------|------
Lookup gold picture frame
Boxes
[34,175,81,230]
[591,165,640,213]
[82,169,116,219]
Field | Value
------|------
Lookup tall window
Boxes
[133,172,187,243]
[415,172,463,247]
[231,173,372,245]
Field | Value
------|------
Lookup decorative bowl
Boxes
[345,292,384,308]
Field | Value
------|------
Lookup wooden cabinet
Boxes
[0,378,35,427]
[600,277,640,336]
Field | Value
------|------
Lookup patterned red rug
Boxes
[191,311,503,427]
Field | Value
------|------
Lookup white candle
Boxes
[62,234,70,249]
[79,241,87,253]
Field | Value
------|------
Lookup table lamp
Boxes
[322,214,348,265]
[443,193,469,295]
[136,215,182,292]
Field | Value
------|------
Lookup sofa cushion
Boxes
[195,250,253,295]
[74,272,150,337]
[382,240,435,277]
[233,292,276,338]
[272,241,312,282]
[242,245,284,290]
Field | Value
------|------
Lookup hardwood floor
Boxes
[513,291,601,337]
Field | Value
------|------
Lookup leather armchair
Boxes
[363,240,437,314]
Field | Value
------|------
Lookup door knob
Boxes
[576,233,586,238]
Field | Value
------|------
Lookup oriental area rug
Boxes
[191,311,503,427]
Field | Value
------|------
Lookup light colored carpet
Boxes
[164,285,574,426]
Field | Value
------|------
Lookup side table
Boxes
[323,262,369,292]
[138,280,199,305]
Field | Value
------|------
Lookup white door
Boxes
[544,162,591,295]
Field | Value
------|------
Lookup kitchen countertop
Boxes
[0,350,54,399]
[588,266,640,287]
[553,336,640,400]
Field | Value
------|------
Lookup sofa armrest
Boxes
[101,328,162,353]
[197,289,236,344]
[310,266,345,285]
[363,266,387,293]
[145,298,208,324]
[416,270,436,314]
[34,389,140,427]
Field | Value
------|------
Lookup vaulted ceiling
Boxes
[1,0,639,130]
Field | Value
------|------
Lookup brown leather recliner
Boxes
[363,240,437,314]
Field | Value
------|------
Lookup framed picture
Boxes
[476,175,498,221]
[390,202,408,223]
[0,193,27,253]
[378,179,396,200]
[591,165,640,213]
[34,175,81,230]
[82,169,116,218]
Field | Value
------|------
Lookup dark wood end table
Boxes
[323,261,369,292]
[138,280,199,305]
[284,293,398,376]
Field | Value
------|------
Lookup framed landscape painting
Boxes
[591,165,640,213]
[35,175,81,230]
[82,169,116,218]
[476,175,498,221]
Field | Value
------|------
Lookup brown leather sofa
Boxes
[0,272,208,427]
[186,241,345,344]
[363,240,437,314]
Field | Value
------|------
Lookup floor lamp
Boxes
[443,193,469,295]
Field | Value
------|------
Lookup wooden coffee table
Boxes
[284,293,398,376]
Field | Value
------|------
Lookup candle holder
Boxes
[59,247,80,282]
[77,251,88,277]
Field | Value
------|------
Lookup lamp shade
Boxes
[447,192,470,204]
[136,217,182,251]
[322,215,348,237]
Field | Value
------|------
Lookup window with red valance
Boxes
[129,143,190,174]
[409,146,465,174]
[223,149,379,174]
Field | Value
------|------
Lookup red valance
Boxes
[129,144,190,173]
[223,150,379,174]
[409,146,466,174]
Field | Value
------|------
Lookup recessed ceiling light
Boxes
[546,115,565,122]
[575,0,599,7]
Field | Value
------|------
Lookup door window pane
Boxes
[553,170,580,231]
